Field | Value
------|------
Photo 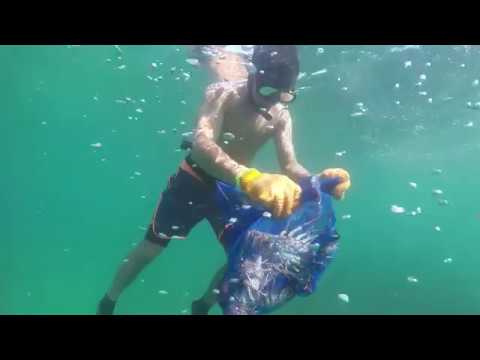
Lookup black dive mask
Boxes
[253,60,298,105]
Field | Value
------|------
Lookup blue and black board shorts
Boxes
[144,156,228,247]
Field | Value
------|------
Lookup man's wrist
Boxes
[235,167,261,190]
[234,166,249,188]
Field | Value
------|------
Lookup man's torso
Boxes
[190,81,289,180]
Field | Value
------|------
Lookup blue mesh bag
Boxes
[214,175,341,315]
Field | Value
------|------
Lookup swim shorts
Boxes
[144,156,228,247]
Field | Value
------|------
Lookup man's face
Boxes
[249,74,297,109]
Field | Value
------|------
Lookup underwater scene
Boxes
[2,45,480,315]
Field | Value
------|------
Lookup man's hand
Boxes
[319,168,351,200]
[239,170,302,218]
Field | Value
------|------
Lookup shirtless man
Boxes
[97,45,311,315]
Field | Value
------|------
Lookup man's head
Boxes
[248,45,300,110]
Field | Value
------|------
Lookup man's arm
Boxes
[274,110,311,183]
[191,85,247,184]
[193,92,302,217]
[184,46,247,82]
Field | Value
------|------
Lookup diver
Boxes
[97,45,314,315]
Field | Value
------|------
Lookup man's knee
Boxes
[136,239,167,263]
[144,225,171,249]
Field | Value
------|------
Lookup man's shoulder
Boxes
[205,81,246,101]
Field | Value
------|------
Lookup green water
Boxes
[3,45,480,315]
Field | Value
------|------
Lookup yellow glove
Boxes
[318,168,351,200]
[236,168,302,218]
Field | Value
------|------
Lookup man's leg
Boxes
[98,166,211,315]
[97,238,168,315]
[191,264,227,315]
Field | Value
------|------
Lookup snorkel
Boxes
[247,45,300,120]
